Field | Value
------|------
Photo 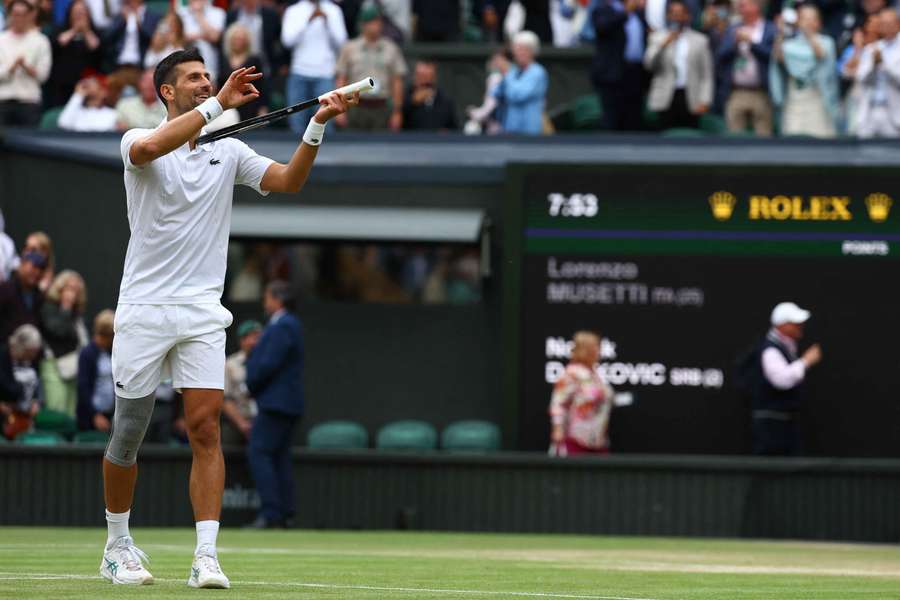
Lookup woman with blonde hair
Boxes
[220,22,269,121]
[548,331,614,456]
[40,270,89,417]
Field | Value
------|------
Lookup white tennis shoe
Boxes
[188,546,230,589]
[99,536,154,585]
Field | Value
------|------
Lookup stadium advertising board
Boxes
[510,165,900,456]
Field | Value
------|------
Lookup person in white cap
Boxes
[750,301,822,455]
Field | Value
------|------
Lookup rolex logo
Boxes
[709,191,737,221]
[865,193,893,223]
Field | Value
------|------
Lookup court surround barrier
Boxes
[1,445,898,543]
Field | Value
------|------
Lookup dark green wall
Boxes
[0,151,505,442]
[4,446,899,543]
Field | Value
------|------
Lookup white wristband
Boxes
[303,119,326,146]
[195,97,223,124]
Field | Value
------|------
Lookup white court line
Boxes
[0,572,657,600]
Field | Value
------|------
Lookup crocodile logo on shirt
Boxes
[209,158,221,165]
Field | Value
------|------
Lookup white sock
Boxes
[195,520,220,556]
[106,509,131,547]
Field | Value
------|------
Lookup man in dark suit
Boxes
[0,251,46,343]
[591,0,648,131]
[102,0,161,102]
[716,0,776,135]
[245,280,305,528]
[225,0,283,72]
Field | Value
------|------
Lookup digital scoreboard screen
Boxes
[511,165,900,456]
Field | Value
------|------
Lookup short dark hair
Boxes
[266,280,294,310]
[153,48,205,105]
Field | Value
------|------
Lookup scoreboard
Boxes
[504,164,900,456]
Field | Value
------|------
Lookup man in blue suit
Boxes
[715,0,776,135]
[591,0,648,131]
[245,280,304,528]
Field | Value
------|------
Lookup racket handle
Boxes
[321,77,376,102]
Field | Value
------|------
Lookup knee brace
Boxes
[105,393,155,467]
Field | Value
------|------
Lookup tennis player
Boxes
[99,48,357,588]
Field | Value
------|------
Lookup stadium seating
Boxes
[375,420,437,451]
[33,409,77,439]
[73,430,110,445]
[441,420,501,453]
[18,431,66,446]
[307,420,369,449]
[39,107,62,130]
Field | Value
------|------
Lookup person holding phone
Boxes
[644,0,714,130]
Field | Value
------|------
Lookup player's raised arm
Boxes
[129,65,263,167]
[260,91,359,194]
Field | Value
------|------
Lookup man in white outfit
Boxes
[100,47,356,588]
[281,0,347,133]
[855,8,900,138]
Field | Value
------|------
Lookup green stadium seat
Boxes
[18,431,66,446]
[570,94,602,131]
[661,128,705,138]
[145,0,170,17]
[73,430,110,445]
[441,420,501,453]
[39,107,63,130]
[375,420,437,451]
[307,420,368,449]
[33,409,77,439]
[699,113,726,135]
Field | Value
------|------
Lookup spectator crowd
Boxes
[2,0,899,136]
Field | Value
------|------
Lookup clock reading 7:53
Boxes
[547,193,599,217]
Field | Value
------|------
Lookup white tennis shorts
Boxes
[111,303,233,399]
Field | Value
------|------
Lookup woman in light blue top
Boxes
[494,30,549,135]
[769,5,839,137]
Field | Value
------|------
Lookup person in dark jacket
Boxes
[403,60,458,131]
[0,251,47,343]
[591,0,648,131]
[46,0,102,108]
[40,270,88,418]
[102,0,161,101]
[749,302,822,456]
[245,280,305,528]
[76,309,115,432]
[715,0,776,135]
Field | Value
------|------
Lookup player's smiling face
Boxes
[170,61,214,115]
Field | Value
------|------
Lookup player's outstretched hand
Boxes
[313,91,360,124]
[216,66,263,111]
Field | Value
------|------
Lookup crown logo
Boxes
[865,193,893,223]
[709,191,737,221]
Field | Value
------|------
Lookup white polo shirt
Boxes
[118,122,274,305]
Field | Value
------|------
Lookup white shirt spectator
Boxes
[761,329,806,390]
[179,2,226,83]
[281,0,347,79]
[84,0,122,31]
[58,91,118,131]
[0,28,52,104]
[674,34,689,89]
[0,209,17,283]
[117,7,145,65]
